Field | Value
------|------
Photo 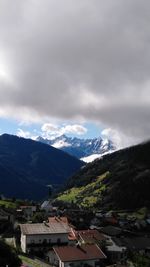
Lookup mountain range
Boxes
[36,135,115,162]
[0,134,83,200]
[56,140,150,210]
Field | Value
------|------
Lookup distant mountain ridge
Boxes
[36,135,115,161]
[0,134,83,200]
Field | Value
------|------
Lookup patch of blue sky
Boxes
[0,117,104,139]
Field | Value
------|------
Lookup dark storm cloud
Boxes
[0,0,150,142]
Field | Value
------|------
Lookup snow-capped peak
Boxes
[36,135,116,162]
[52,140,71,149]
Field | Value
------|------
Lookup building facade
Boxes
[20,222,70,253]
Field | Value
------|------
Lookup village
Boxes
[0,195,150,267]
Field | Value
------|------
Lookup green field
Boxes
[0,199,18,209]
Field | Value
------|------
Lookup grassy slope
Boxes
[0,200,18,209]
[57,172,109,208]
[57,141,150,210]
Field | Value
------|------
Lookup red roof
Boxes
[68,232,77,241]
[53,244,106,262]
[77,229,107,243]
[48,216,75,230]
[48,217,69,224]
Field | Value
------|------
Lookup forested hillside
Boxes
[57,141,150,210]
[0,134,83,200]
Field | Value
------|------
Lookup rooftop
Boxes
[106,236,126,252]
[41,200,52,208]
[53,244,106,262]
[77,229,107,243]
[100,226,122,236]
[120,236,150,250]
[48,217,68,224]
[48,216,75,230]
[20,222,70,235]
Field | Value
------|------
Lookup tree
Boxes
[0,239,21,267]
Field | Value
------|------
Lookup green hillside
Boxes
[56,141,150,210]
[57,171,109,208]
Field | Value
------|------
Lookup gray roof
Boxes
[120,237,150,250]
[100,226,122,236]
[20,222,70,235]
[41,200,51,208]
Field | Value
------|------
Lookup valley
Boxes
[0,136,150,267]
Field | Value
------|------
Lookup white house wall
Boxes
[26,233,69,245]
[63,259,100,267]
[22,232,69,253]
[21,234,27,253]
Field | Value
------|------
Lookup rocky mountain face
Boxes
[37,135,115,161]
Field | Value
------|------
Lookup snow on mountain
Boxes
[81,149,115,163]
[52,140,71,148]
[81,154,102,163]
[36,134,116,161]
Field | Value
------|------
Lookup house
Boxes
[48,216,69,224]
[104,216,118,225]
[48,216,75,229]
[41,200,53,213]
[47,244,107,267]
[100,226,122,237]
[95,210,104,219]
[74,229,107,246]
[105,236,127,264]
[119,236,150,256]
[20,221,71,253]
[48,216,67,222]
[20,205,37,220]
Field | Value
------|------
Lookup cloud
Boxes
[41,123,87,138]
[0,0,150,144]
[61,124,87,135]
[101,128,134,149]
[17,128,32,139]
[41,123,59,135]
[17,128,37,140]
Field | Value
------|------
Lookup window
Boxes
[95,261,100,267]
[57,238,61,243]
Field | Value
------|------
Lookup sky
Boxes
[0,0,150,148]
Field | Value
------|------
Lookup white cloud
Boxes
[0,1,150,144]
[61,124,87,135]
[41,123,87,139]
[17,128,37,140]
[41,123,58,134]
[17,128,31,139]
[101,128,138,149]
